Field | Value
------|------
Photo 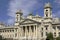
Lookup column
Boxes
[24,26,26,40]
[28,26,31,40]
[30,26,32,39]
[25,26,26,37]
[27,26,29,37]
[29,26,30,37]
[56,26,58,37]
[36,25,37,36]
[34,26,35,37]
[21,27,23,37]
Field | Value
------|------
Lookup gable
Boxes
[20,19,41,25]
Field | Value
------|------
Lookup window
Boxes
[17,15,19,21]
[3,30,4,32]
[59,32,60,36]
[15,29,17,32]
[0,30,2,32]
[53,26,56,30]
[45,10,48,17]
[46,13,48,17]
[57,26,60,30]
[15,33,17,37]
[41,28,43,31]
[45,25,48,30]
[41,32,43,37]
[46,10,48,11]
[46,32,48,36]
[54,32,56,37]
[12,30,14,32]
[10,30,11,32]
[46,27,47,30]
[7,30,9,32]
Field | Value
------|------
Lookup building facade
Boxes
[0,3,60,40]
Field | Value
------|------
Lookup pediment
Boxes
[20,19,41,24]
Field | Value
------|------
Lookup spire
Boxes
[44,2,51,9]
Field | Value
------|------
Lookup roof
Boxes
[20,18,41,25]
[44,2,52,9]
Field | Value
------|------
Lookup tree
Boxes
[46,32,54,40]
[0,35,7,40]
[56,36,60,40]
[0,35,3,40]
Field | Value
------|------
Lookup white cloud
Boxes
[7,0,42,24]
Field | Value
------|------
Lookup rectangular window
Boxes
[46,32,48,36]
[54,32,56,37]
[57,26,60,30]
[59,32,60,36]
[41,28,43,31]
[53,26,56,30]
[41,32,43,37]
[45,25,48,30]
[15,33,17,37]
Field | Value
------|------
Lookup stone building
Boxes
[0,3,60,40]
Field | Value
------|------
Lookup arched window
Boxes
[46,10,48,11]
[45,10,48,17]
[46,13,48,17]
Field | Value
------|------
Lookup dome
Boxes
[28,12,33,16]
[16,9,23,15]
[44,2,51,9]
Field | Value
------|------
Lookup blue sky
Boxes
[0,0,60,25]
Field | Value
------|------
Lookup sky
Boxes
[0,0,60,25]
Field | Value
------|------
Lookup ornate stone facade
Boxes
[0,3,60,40]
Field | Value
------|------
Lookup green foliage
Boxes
[0,35,3,40]
[0,35,7,40]
[46,32,54,40]
[56,36,60,40]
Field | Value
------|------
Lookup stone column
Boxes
[22,27,23,37]
[25,26,26,37]
[24,26,26,40]
[29,26,30,37]
[29,26,30,40]
[30,26,32,40]
[34,26,35,37]
[36,25,37,37]
[56,26,58,37]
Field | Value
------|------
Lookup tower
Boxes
[44,3,52,18]
[44,3,53,35]
[15,10,23,25]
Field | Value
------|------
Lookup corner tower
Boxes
[15,10,23,26]
[44,3,52,18]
